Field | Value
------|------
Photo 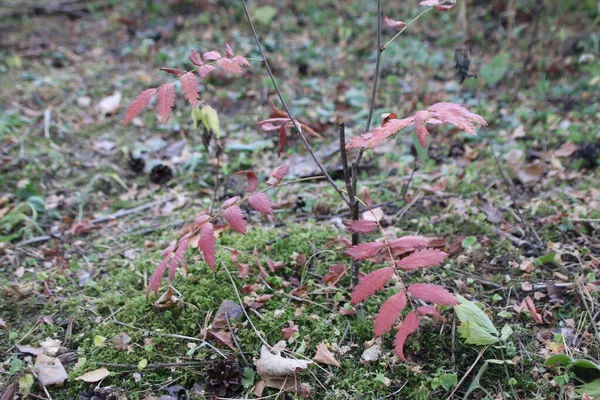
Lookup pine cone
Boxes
[150,164,173,184]
[129,152,145,173]
[206,359,243,397]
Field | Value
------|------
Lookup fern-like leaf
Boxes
[374,290,407,336]
[199,222,217,269]
[389,236,429,249]
[350,266,394,304]
[394,311,420,361]
[156,82,175,123]
[384,15,406,30]
[407,283,459,306]
[146,255,171,298]
[345,241,386,260]
[416,305,446,322]
[344,220,378,234]
[198,65,216,77]
[160,68,185,77]
[217,58,243,74]
[235,171,259,192]
[248,193,273,215]
[168,237,189,281]
[221,196,240,209]
[396,248,447,270]
[203,51,222,61]
[123,88,156,127]
[267,162,290,186]
[180,71,200,107]
[223,206,247,235]
[189,49,203,66]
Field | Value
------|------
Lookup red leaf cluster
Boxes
[123,43,250,127]
[346,102,487,150]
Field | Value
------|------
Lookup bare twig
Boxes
[240,0,350,207]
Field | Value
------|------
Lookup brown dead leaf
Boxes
[153,287,179,310]
[1,383,15,400]
[554,142,578,158]
[361,344,381,362]
[34,354,68,387]
[282,325,299,340]
[112,332,132,351]
[75,367,111,383]
[505,149,524,170]
[517,163,546,184]
[313,343,340,367]
[207,330,235,350]
[40,338,61,356]
[524,296,543,324]
[0,318,6,330]
[211,300,243,330]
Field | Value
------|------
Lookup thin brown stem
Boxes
[364,0,383,134]
[240,0,350,207]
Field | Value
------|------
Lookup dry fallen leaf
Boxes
[313,343,340,367]
[505,149,524,170]
[40,338,61,356]
[524,296,543,324]
[361,344,381,362]
[34,354,68,387]
[362,207,384,222]
[553,141,578,158]
[97,92,122,116]
[256,342,311,377]
[112,332,132,351]
[17,344,43,356]
[75,367,111,383]
[517,163,546,184]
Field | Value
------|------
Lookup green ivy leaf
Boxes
[577,379,600,396]
[242,367,256,388]
[19,374,34,397]
[455,295,499,345]
[138,359,148,370]
[545,354,572,367]
[461,236,477,248]
[439,373,457,391]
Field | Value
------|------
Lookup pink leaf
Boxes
[363,188,372,208]
[221,196,240,209]
[161,243,176,258]
[344,220,378,234]
[374,290,407,336]
[217,57,243,74]
[384,15,406,30]
[146,255,170,298]
[408,284,458,306]
[248,193,273,215]
[414,110,431,147]
[232,55,251,69]
[345,241,386,260]
[203,51,222,61]
[235,171,259,192]
[389,236,429,249]
[199,222,217,269]
[346,117,414,150]
[156,82,175,123]
[179,71,200,107]
[396,248,447,270]
[282,325,299,339]
[267,162,290,186]
[160,67,185,77]
[277,123,287,156]
[225,43,234,58]
[416,305,446,322]
[189,49,203,66]
[168,237,189,281]
[427,102,487,135]
[198,64,216,77]
[350,266,394,304]
[123,88,156,127]
[394,311,420,361]
[223,206,247,234]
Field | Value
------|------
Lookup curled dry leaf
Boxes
[256,343,311,377]
[97,92,121,116]
[75,367,111,383]
[313,343,340,367]
[517,163,546,184]
[34,354,68,387]
[361,344,381,362]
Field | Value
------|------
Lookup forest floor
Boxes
[1,1,599,399]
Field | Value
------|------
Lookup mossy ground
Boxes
[1,0,599,399]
